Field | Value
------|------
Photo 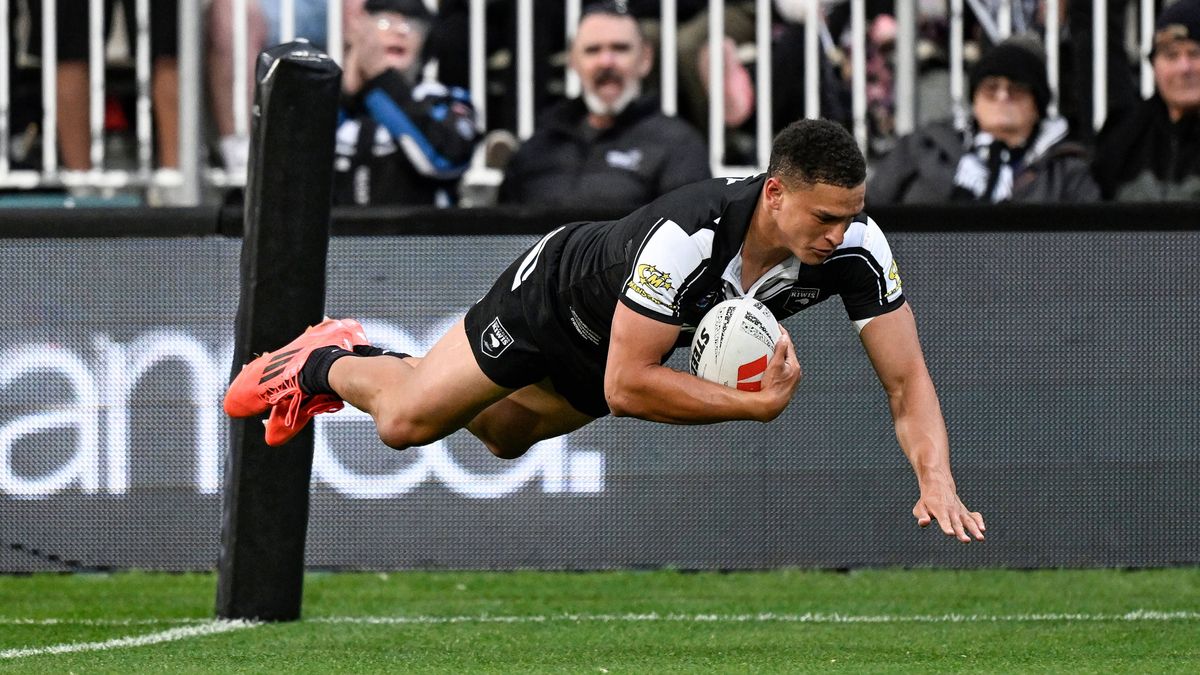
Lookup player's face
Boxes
[972,76,1040,141]
[767,177,865,266]
[1153,39,1200,120]
[570,14,652,114]
[369,11,427,73]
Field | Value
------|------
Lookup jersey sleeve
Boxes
[619,217,713,324]
[824,217,905,322]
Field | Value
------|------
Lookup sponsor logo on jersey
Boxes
[626,281,673,309]
[480,318,514,358]
[637,264,673,290]
[784,287,821,310]
[690,327,710,373]
[886,260,903,297]
[626,264,676,310]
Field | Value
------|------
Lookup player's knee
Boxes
[481,437,531,460]
[376,415,443,450]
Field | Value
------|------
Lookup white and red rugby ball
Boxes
[689,298,782,391]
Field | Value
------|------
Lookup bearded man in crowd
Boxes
[499,0,710,209]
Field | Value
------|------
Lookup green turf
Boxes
[1,569,1198,673]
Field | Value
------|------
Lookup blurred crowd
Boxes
[2,0,1198,207]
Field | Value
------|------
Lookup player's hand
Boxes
[912,476,986,543]
[756,328,801,421]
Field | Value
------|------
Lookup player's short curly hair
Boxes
[767,119,866,189]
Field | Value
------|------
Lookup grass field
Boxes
[1,568,1198,672]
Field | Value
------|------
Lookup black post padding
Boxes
[216,42,341,622]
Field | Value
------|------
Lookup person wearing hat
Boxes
[866,37,1099,206]
[1093,0,1200,201]
[333,0,479,206]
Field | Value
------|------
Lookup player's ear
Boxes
[764,176,786,209]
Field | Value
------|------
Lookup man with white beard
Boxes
[499,1,710,209]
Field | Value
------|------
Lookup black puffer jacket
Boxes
[500,96,711,210]
[1093,94,1200,201]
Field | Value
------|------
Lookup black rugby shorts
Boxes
[464,243,610,418]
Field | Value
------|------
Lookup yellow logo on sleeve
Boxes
[637,264,673,290]
[886,260,903,297]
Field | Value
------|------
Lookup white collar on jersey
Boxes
[721,245,801,299]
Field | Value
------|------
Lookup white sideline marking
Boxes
[0,620,257,660]
[309,610,1200,625]
[0,618,206,626]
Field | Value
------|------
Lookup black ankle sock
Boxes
[299,346,354,395]
[352,345,411,360]
[300,346,411,395]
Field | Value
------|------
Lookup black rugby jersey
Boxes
[524,175,905,353]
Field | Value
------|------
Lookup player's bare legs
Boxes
[328,319,594,455]
[328,319,510,449]
[225,318,595,451]
[354,351,594,458]
[467,381,595,459]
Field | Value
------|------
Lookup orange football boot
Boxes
[223,317,368,422]
[263,393,347,447]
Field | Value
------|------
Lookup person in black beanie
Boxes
[867,37,1099,206]
[1093,0,1200,201]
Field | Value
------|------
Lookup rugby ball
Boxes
[689,298,781,391]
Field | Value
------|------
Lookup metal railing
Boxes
[0,0,1163,205]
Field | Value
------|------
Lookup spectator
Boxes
[674,0,755,135]
[500,0,710,209]
[867,37,1099,205]
[1093,0,1200,201]
[334,0,479,206]
[826,1,899,153]
[769,5,852,134]
[207,0,334,174]
[55,0,178,170]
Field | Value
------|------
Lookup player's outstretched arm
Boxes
[604,303,800,424]
[859,303,986,543]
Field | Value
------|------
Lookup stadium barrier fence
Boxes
[1,0,1165,198]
